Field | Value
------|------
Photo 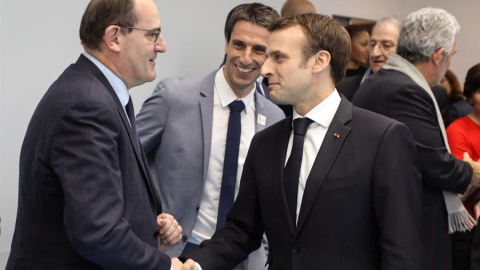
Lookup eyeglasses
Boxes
[369,41,396,52]
[116,25,161,43]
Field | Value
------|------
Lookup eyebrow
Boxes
[370,38,394,43]
[253,44,267,51]
[267,50,288,58]
[231,39,267,51]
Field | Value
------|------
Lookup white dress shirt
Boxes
[285,90,341,223]
[190,68,257,244]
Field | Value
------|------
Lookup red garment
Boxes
[447,116,480,215]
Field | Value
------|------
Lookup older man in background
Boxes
[353,7,480,270]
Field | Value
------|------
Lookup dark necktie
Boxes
[217,100,245,228]
[284,117,313,226]
[125,96,139,147]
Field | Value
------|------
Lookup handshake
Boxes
[157,214,200,270]
[171,258,199,270]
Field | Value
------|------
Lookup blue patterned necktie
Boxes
[217,100,245,228]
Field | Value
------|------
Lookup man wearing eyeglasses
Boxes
[337,16,450,123]
[337,16,402,101]
[6,0,195,269]
[136,3,284,270]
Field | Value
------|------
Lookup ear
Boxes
[312,50,331,74]
[103,25,122,53]
[431,47,446,66]
[224,39,229,54]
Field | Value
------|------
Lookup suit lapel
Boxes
[296,98,352,232]
[272,117,297,235]
[253,90,267,133]
[199,71,216,182]
[75,54,162,213]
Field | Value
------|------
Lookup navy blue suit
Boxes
[185,97,425,270]
[7,55,171,269]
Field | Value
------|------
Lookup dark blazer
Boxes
[336,73,364,101]
[353,68,472,270]
[471,220,480,270]
[431,84,450,126]
[186,97,425,270]
[448,98,474,126]
[7,55,171,269]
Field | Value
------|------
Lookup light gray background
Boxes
[1,0,479,266]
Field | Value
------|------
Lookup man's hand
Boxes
[157,213,182,251]
[464,152,480,188]
[181,259,199,270]
[171,258,199,270]
[171,258,183,270]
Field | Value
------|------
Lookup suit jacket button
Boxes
[182,235,188,243]
[293,246,301,254]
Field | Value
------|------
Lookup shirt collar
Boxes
[215,67,256,113]
[292,89,341,129]
[83,51,129,107]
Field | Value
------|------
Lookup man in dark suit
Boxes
[6,0,194,269]
[353,7,480,270]
[183,13,424,270]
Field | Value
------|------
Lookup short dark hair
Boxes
[345,24,370,39]
[224,3,280,43]
[80,0,138,51]
[464,63,480,101]
[269,13,351,84]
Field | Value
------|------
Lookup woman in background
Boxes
[345,24,370,77]
[440,69,474,126]
[447,63,480,270]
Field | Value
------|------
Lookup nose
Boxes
[155,34,167,53]
[370,44,381,57]
[261,57,272,78]
[239,48,253,66]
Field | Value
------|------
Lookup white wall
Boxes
[1,0,479,262]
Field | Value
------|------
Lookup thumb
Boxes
[464,152,472,161]
[157,216,166,226]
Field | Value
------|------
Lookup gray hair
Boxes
[374,16,403,32]
[397,7,460,64]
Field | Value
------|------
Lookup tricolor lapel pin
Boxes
[334,132,340,138]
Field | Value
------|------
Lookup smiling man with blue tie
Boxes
[136,3,284,270]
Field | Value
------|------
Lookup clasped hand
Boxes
[157,213,183,251]
[171,258,199,270]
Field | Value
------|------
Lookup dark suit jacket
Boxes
[336,72,450,121]
[336,73,364,101]
[431,84,450,126]
[185,97,425,270]
[7,55,171,269]
[353,68,472,270]
[471,221,480,270]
